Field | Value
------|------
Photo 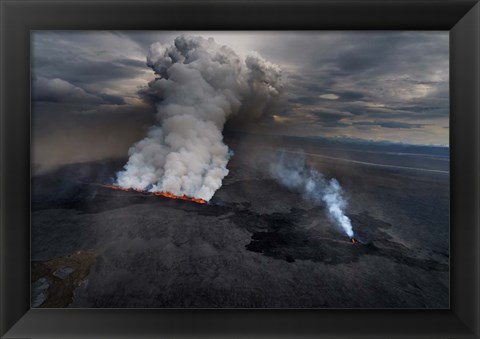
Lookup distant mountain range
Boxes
[224,130,449,157]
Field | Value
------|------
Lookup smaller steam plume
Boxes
[270,151,355,239]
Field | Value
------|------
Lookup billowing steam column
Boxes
[270,151,357,241]
[116,36,283,201]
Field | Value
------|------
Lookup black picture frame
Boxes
[1,0,479,338]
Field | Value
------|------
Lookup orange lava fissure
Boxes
[101,184,207,204]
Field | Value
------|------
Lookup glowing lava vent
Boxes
[350,238,358,244]
[101,185,207,204]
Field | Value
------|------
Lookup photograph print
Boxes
[31,31,449,308]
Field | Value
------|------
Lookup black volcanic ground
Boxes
[31,136,449,308]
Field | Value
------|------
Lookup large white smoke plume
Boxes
[116,35,283,200]
[270,151,355,238]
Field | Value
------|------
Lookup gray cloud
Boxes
[33,77,103,104]
[98,93,126,105]
[273,32,448,140]
[31,31,449,172]
[33,57,146,83]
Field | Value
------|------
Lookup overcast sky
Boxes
[31,31,448,171]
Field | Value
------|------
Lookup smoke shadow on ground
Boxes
[226,208,447,272]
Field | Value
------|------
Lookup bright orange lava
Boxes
[101,184,207,204]
[351,238,358,244]
[152,191,207,204]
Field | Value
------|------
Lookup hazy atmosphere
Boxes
[32,31,448,173]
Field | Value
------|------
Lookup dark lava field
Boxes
[31,138,449,308]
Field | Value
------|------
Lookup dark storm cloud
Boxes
[31,31,152,99]
[271,32,448,141]
[98,93,126,105]
[306,109,353,123]
[32,77,102,104]
[318,34,429,75]
[115,31,449,145]
[31,31,449,173]
[31,31,158,172]
[32,77,128,109]
[33,57,148,87]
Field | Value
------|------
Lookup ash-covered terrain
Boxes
[31,136,449,308]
